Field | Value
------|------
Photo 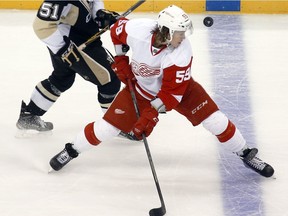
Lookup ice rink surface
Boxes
[1,9,288,216]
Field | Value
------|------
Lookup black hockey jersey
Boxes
[33,0,104,54]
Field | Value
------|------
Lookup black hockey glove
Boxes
[94,9,119,29]
[57,36,81,67]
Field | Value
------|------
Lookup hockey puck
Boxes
[203,17,213,27]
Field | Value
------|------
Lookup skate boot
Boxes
[239,148,274,177]
[118,131,140,141]
[50,143,79,171]
[16,101,53,131]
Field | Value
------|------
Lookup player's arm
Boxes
[110,18,130,55]
[152,59,192,112]
[110,18,134,84]
[33,1,72,54]
[33,1,84,68]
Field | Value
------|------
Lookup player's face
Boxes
[170,31,186,48]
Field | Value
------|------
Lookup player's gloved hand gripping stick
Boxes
[112,56,136,85]
[79,0,146,50]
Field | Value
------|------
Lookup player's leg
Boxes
[82,45,140,140]
[49,119,120,171]
[202,111,274,177]
[49,86,143,170]
[175,79,274,177]
[16,50,75,132]
[97,76,120,112]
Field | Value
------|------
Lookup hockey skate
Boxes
[49,143,79,171]
[16,101,53,137]
[118,131,140,141]
[239,148,274,177]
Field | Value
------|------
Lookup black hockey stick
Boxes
[127,79,166,216]
[79,0,146,50]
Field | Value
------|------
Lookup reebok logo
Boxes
[114,109,125,114]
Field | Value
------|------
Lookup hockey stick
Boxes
[78,0,146,50]
[127,79,166,216]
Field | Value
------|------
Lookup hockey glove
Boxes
[57,36,80,67]
[95,9,119,29]
[112,56,135,85]
[132,107,159,140]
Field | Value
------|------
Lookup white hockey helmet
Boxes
[157,5,193,40]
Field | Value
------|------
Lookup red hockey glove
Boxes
[112,56,135,85]
[132,107,159,140]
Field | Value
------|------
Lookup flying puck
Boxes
[203,17,213,27]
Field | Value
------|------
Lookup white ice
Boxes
[1,9,288,216]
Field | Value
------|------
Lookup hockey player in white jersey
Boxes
[49,5,274,178]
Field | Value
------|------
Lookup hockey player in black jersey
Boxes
[16,0,122,134]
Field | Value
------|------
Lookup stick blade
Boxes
[149,207,166,216]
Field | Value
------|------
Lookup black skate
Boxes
[240,148,274,178]
[49,143,79,171]
[118,131,140,141]
[16,101,53,132]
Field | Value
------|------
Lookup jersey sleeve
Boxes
[33,1,72,54]
[157,57,193,111]
[110,18,129,45]
[110,18,130,56]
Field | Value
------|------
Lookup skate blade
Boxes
[268,174,277,180]
[116,133,142,142]
[15,129,53,139]
[115,136,143,142]
[48,167,54,174]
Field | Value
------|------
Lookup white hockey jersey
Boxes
[111,18,193,111]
